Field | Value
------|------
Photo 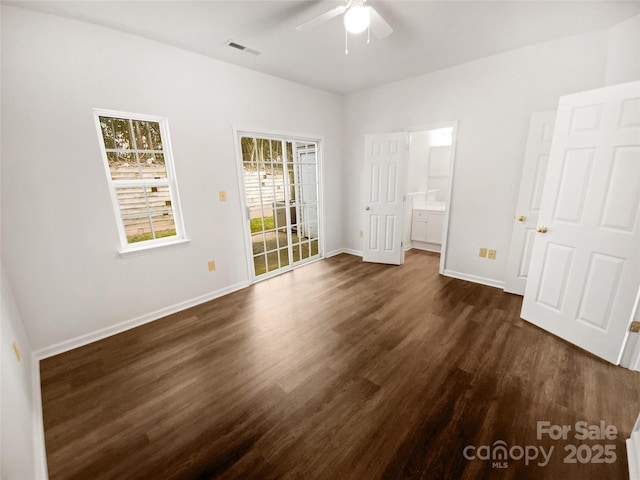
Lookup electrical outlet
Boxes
[12,341,22,362]
[219,191,227,202]
[479,248,487,258]
[488,249,497,260]
[359,230,364,238]
[208,260,216,271]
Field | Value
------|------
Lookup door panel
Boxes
[521,81,640,364]
[363,133,408,265]
[552,148,593,222]
[384,215,396,251]
[517,228,536,278]
[504,111,556,295]
[577,253,624,330]
[529,154,549,210]
[535,242,574,311]
[601,147,640,231]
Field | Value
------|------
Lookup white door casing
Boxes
[521,81,640,364]
[504,111,557,295]
[363,133,408,265]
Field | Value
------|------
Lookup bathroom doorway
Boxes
[404,122,457,274]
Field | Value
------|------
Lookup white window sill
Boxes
[118,237,191,258]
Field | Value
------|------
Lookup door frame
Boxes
[621,287,640,371]
[232,126,325,283]
[406,121,459,275]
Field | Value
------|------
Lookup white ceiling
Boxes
[6,1,640,95]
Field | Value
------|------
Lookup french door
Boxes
[239,134,321,279]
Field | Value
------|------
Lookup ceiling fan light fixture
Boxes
[344,4,370,34]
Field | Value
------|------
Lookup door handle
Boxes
[365,206,370,211]
[517,215,526,222]
[537,226,548,233]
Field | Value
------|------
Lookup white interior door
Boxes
[521,81,640,364]
[504,111,556,295]
[363,133,408,265]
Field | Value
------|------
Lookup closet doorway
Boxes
[237,133,321,281]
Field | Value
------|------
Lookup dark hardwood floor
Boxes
[40,250,640,479]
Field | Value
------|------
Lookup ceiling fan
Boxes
[296,0,393,53]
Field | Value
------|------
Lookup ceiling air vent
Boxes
[225,40,261,56]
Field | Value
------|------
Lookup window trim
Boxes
[93,108,188,254]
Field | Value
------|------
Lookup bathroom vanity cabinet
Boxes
[411,207,444,244]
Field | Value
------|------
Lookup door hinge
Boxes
[630,321,640,333]
[401,241,403,247]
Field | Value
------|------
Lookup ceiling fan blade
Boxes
[367,6,393,39]
[296,5,348,32]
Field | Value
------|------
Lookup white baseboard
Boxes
[325,248,362,258]
[33,280,251,361]
[443,269,505,289]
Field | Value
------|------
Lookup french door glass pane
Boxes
[252,233,266,254]
[253,254,266,276]
[266,250,280,272]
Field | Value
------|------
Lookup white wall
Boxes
[0,5,344,351]
[407,129,452,199]
[407,131,430,194]
[344,29,610,284]
[605,15,640,86]
[1,264,36,480]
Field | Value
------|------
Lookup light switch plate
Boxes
[488,249,497,260]
[219,191,227,202]
[479,248,487,258]
[208,260,216,271]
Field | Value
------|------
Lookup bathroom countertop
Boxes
[413,200,446,212]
